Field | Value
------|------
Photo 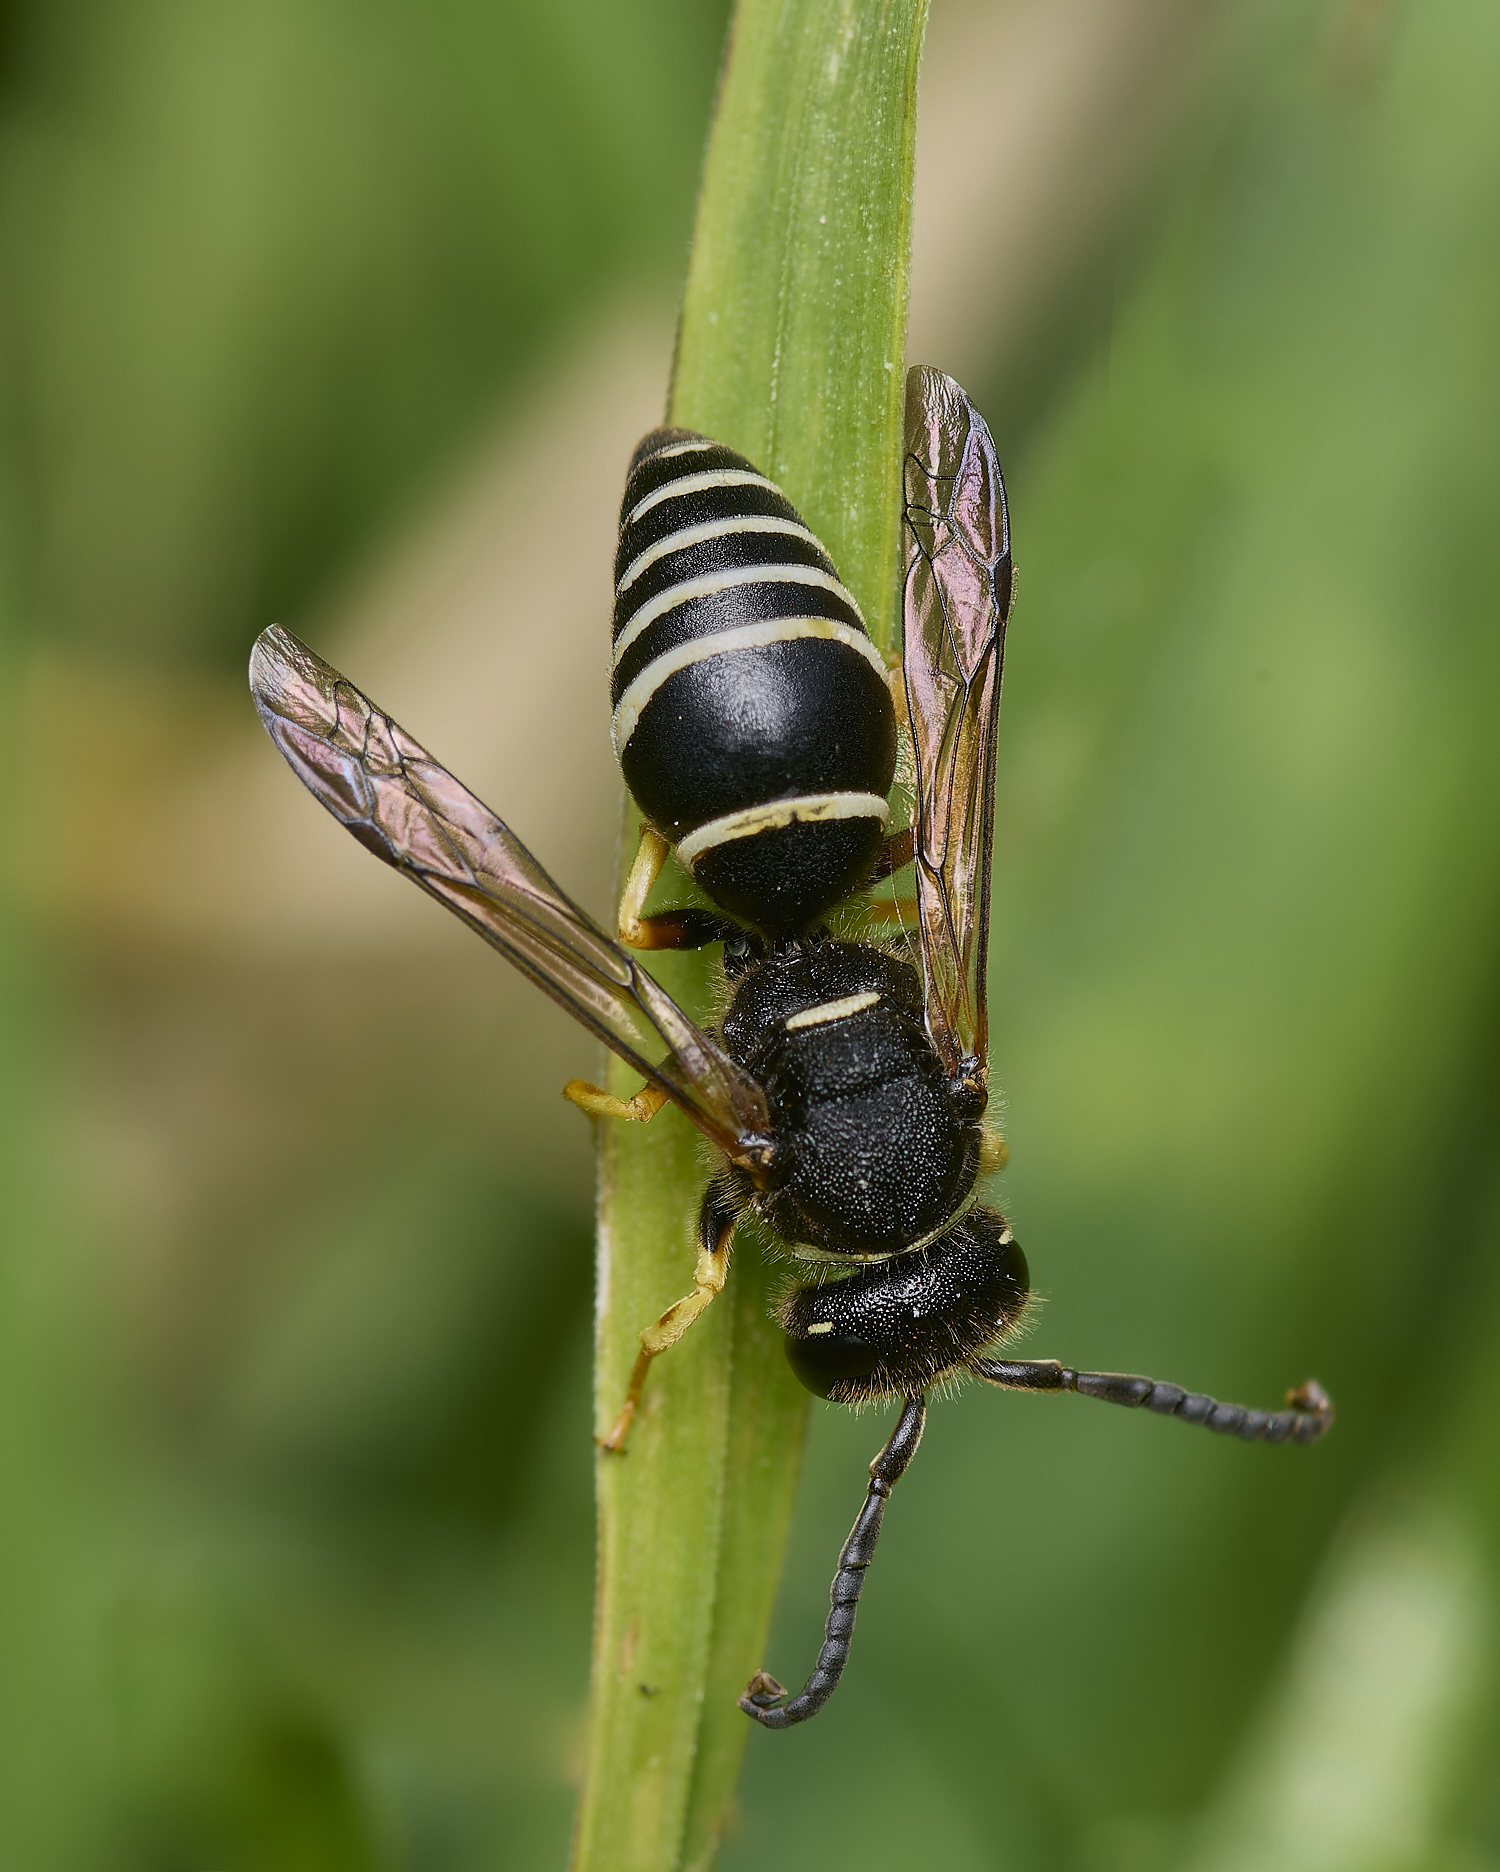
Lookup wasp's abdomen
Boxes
[612,429,897,936]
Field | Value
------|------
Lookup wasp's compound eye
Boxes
[785,1325,884,1400]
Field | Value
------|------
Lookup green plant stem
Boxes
[571,5,927,1867]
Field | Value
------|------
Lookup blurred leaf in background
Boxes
[2,0,1499,1868]
[0,1,726,1866]
[1,0,727,663]
[729,1,1500,1867]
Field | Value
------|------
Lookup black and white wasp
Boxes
[250,367,1332,1730]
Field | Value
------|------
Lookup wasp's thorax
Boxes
[721,942,981,1258]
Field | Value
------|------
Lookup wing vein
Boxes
[899,368,1014,1093]
[249,625,774,1169]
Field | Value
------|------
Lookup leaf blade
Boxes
[572,4,928,1867]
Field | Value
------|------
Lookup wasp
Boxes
[250,367,1332,1730]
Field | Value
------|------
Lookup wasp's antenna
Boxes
[974,1359,1334,1444]
[740,1393,927,1728]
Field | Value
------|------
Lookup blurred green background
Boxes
[2,0,1498,1866]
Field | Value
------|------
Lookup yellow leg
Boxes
[563,1079,668,1123]
[617,824,671,946]
[978,1126,1009,1176]
[865,897,919,923]
[600,1207,736,1453]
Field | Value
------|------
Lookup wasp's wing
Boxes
[900,367,1015,1090]
[249,625,774,1167]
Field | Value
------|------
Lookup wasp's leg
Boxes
[616,824,669,943]
[863,895,919,923]
[600,1181,740,1455]
[740,1393,926,1728]
[563,1079,669,1124]
[977,1126,1009,1176]
[974,1359,1334,1444]
[617,823,744,951]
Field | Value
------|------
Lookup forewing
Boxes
[248,625,774,1166]
[901,367,1015,1087]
